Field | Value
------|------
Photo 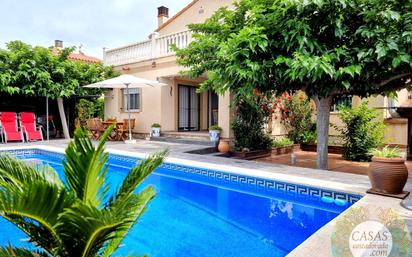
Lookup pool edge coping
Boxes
[3,144,368,198]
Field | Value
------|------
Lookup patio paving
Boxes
[257,150,412,176]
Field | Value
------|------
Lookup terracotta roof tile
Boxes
[51,47,101,64]
[68,52,101,64]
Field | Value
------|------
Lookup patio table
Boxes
[102,121,125,141]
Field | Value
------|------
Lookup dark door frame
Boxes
[207,90,219,129]
[178,84,200,131]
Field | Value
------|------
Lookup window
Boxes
[330,95,352,112]
[123,88,141,112]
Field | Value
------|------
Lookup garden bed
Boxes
[271,144,300,155]
[231,149,271,160]
[301,144,344,155]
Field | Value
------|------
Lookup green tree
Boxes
[0,127,167,256]
[0,41,117,138]
[176,0,412,169]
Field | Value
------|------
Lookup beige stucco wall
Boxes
[104,56,172,133]
[104,53,212,133]
[104,0,236,135]
[157,0,233,36]
[329,93,409,146]
[104,85,162,134]
[218,92,234,138]
[384,119,408,145]
[269,112,289,138]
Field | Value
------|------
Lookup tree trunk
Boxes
[313,96,333,170]
[57,98,70,139]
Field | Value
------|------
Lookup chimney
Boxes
[54,40,63,48]
[157,6,169,27]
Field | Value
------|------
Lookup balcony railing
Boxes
[104,30,192,66]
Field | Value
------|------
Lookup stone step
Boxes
[150,136,215,146]
[160,131,210,141]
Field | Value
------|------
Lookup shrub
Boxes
[75,98,104,128]
[274,92,314,144]
[232,97,272,151]
[335,102,385,162]
[151,123,161,128]
[272,137,294,148]
[94,98,104,119]
[301,130,317,144]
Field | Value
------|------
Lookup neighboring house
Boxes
[103,0,409,147]
[52,40,101,64]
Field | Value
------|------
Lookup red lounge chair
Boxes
[20,112,43,142]
[0,112,24,143]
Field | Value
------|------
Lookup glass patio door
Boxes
[178,85,200,131]
[208,91,219,127]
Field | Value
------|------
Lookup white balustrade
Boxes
[104,30,192,66]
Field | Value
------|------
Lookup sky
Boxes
[0,0,193,58]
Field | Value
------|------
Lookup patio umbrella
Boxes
[84,74,166,143]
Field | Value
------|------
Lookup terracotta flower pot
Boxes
[368,157,408,194]
[218,140,230,153]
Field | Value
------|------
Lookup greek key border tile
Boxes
[2,148,362,204]
[155,161,361,204]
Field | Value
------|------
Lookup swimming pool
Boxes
[0,148,361,257]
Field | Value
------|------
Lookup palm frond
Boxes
[2,215,58,255]
[100,150,166,256]
[108,150,167,208]
[63,127,113,207]
[56,202,126,257]
[0,180,74,254]
[0,155,63,190]
[0,246,49,257]
[0,127,166,257]
[101,186,156,257]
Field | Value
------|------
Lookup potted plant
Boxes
[218,139,231,153]
[209,125,222,142]
[368,146,408,196]
[151,123,161,137]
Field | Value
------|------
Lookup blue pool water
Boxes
[0,150,360,256]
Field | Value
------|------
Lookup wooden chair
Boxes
[86,119,98,140]
[94,118,106,139]
[119,119,135,140]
